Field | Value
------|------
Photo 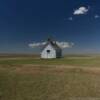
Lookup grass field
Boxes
[0,55,100,100]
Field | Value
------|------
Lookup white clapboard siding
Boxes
[41,44,56,59]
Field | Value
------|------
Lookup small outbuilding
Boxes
[41,38,62,59]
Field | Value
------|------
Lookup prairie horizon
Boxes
[0,0,100,99]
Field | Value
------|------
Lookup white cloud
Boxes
[94,15,100,19]
[68,17,73,21]
[28,42,46,48]
[29,41,74,49]
[73,6,89,15]
[56,41,74,48]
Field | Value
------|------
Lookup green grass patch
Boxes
[0,56,100,67]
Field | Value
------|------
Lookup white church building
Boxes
[41,38,62,59]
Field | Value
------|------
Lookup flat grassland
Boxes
[0,55,100,100]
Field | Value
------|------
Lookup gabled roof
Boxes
[42,38,61,51]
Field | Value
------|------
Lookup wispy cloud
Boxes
[73,6,89,15]
[28,42,46,48]
[68,17,73,21]
[29,41,74,49]
[94,15,100,19]
[56,41,74,48]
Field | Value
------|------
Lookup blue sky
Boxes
[0,0,100,54]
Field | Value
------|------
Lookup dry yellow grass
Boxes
[0,55,100,100]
